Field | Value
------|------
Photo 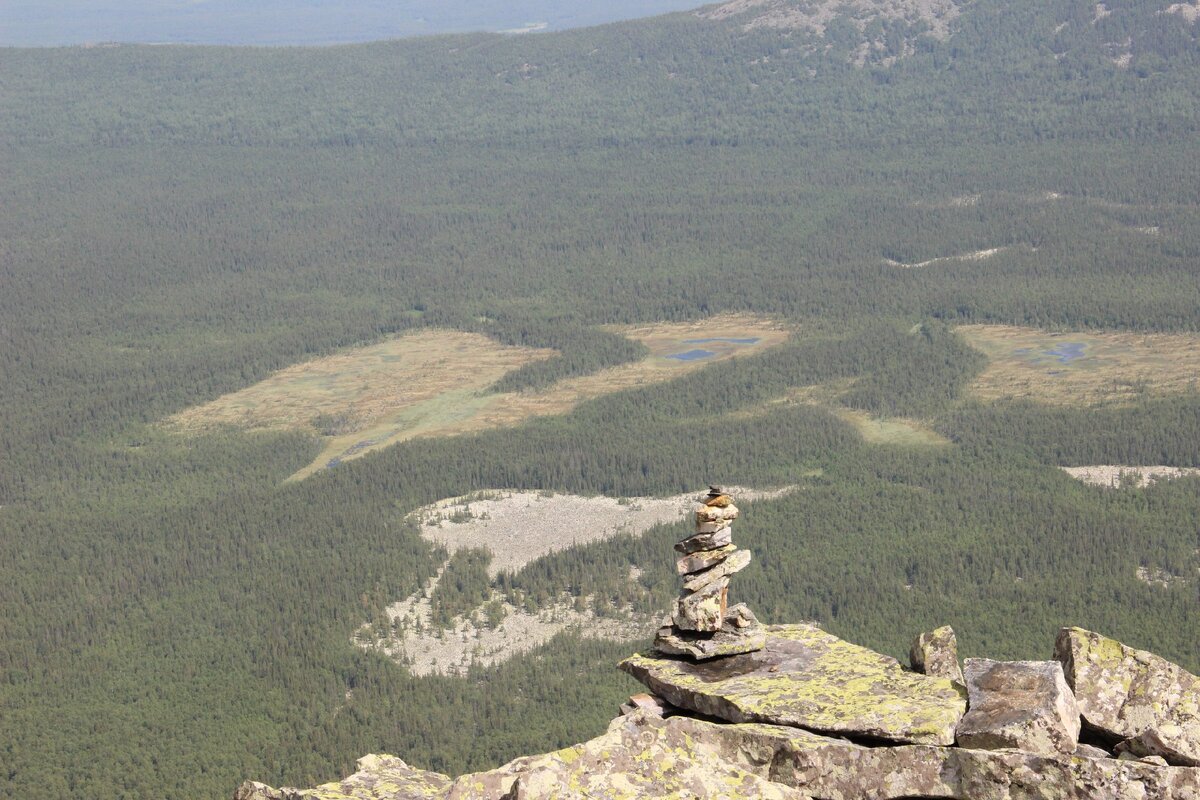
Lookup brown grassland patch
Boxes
[959,325,1200,406]
[165,315,789,480]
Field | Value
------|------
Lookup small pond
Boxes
[666,349,717,361]
[1045,343,1086,363]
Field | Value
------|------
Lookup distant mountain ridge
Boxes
[0,0,705,46]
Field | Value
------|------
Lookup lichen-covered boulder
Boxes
[1119,728,1200,768]
[451,712,810,800]
[1056,627,1200,766]
[911,625,965,685]
[670,714,1200,800]
[234,755,451,800]
[621,623,967,745]
[955,659,1081,756]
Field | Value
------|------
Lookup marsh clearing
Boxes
[731,381,951,447]
[164,315,789,480]
[959,325,1200,405]
[831,408,951,446]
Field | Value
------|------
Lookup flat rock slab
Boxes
[621,623,967,745]
[676,543,737,575]
[956,659,1080,756]
[675,526,732,553]
[1056,627,1200,766]
[682,548,751,592]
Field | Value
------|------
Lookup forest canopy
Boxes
[2,1,1199,798]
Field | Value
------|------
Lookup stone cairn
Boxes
[654,486,766,660]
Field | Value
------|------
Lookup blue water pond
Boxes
[667,349,717,361]
[1045,343,1086,363]
[683,337,761,345]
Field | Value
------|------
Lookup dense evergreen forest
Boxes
[2,1,1199,797]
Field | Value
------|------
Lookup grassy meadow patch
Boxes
[166,316,788,479]
[959,325,1200,406]
[830,408,952,446]
[729,381,950,447]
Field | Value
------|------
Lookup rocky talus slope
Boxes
[238,624,1200,799]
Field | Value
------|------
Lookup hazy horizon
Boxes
[0,0,708,47]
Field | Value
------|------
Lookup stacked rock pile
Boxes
[654,486,766,660]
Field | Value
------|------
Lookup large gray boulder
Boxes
[622,623,967,745]
[911,625,965,685]
[1056,627,1200,766]
[955,659,1081,756]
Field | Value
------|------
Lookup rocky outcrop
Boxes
[956,659,1080,756]
[235,755,450,800]
[458,712,809,800]
[684,712,1200,800]
[241,709,1200,800]
[623,622,967,746]
[237,495,1200,800]
[911,624,965,685]
[1056,627,1200,766]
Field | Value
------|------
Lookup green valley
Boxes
[2,1,1200,797]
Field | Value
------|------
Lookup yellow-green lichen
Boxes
[622,624,965,745]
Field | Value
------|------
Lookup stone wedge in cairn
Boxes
[654,486,766,660]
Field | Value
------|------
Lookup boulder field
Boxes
[237,625,1200,800]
